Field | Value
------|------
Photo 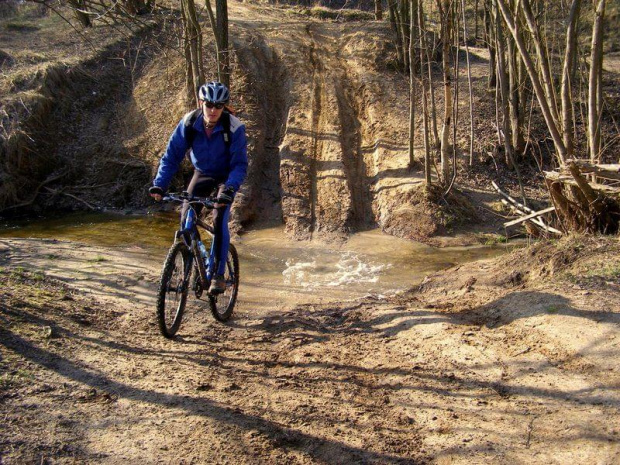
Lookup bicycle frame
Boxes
[165,193,217,290]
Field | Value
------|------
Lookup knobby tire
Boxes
[157,241,192,338]
[209,243,239,322]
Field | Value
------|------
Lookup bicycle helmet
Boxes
[198,81,230,104]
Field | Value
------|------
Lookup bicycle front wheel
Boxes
[157,241,192,338]
[209,243,239,322]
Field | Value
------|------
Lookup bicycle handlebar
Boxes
[162,192,217,209]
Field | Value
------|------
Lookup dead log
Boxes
[545,179,575,232]
[544,171,620,195]
[563,159,620,182]
[544,164,620,234]
[568,162,600,207]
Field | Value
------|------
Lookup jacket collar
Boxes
[194,112,223,134]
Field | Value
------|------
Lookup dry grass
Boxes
[301,5,374,22]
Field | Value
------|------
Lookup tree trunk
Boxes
[506,1,524,155]
[398,0,410,72]
[561,0,581,160]
[204,0,222,82]
[446,0,461,195]
[375,0,383,20]
[437,0,453,179]
[186,0,204,94]
[389,1,405,67]
[181,0,195,107]
[493,0,514,168]
[216,0,230,88]
[409,0,418,71]
[588,0,606,163]
[419,1,432,185]
[181,0,204,107]
[462,0,475,164]
[408,0,418,169]
[484,0,497,88]
[425,30,440,150]
[474,0,479,40]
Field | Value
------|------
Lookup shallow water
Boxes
[0,211,514,303]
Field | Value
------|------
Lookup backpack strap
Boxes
[183,108,202,148]
[220,111,232,148]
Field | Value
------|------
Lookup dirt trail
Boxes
[2,234,620,464]
[230,5,425,241]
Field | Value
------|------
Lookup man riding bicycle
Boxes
[149,81,248,294]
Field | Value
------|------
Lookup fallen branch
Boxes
[500,199,563,235]
[102,158,148,169]
[504,206,556,228]
[493,181,562,235]
[0,171,67,213]
[44,187,98,211]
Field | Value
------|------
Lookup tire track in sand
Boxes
[303,23,372,239]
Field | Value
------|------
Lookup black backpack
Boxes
[184,109,232,151]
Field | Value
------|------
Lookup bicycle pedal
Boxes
[194,282,204,299]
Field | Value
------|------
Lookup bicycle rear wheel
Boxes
[157,241,192,338]
[209,243,239,322]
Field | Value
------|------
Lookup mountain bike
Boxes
[156,192,239,339]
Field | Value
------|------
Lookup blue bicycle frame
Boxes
[169,193,218,286]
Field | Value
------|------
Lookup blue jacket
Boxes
[153,111,248,192]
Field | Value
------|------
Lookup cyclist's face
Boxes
[202,100,224,126]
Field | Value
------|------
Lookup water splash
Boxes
[283,252,390,289]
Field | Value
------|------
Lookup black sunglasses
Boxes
[203,101,225,109]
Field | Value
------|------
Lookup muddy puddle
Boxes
[0,211,516,308]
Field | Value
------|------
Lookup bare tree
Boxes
[521,0,560,124]
[474,0,480,40]
[399,0,411,72]
[216,0,230,87]
[588,0,606,163]
[204,0,221,82]
[484,0,497,88]
[389,0,405,66]
[419,0,432,185]
[560,0,581,159]
[436,0,454,179]
[496,0,568,165]
[461,0,475,165]
[181,0,205,107]
[506,0,524,155]
[493,0,514,168]
[408,0,418,169]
